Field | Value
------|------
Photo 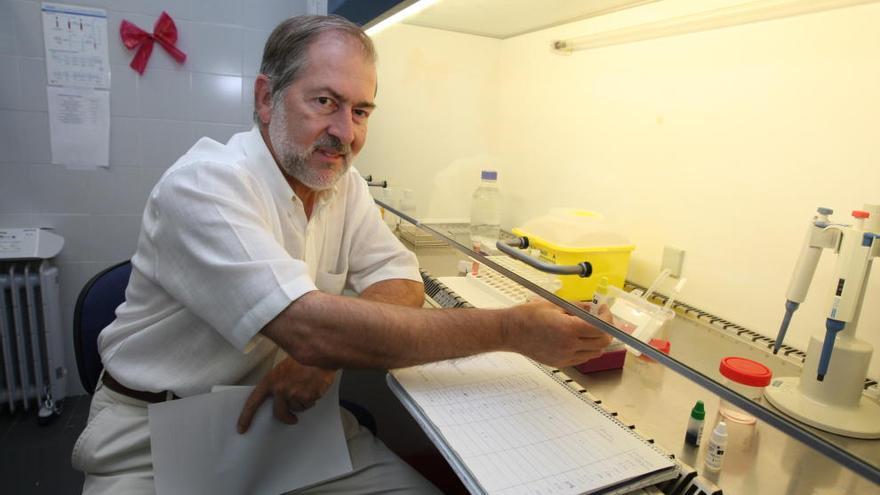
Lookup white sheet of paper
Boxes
[149,379,352,495]
[47,86,110,168]
[41,3,110,89]
[391,352,677,494]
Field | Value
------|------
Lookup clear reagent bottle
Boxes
[704,420,728,471]
[399,189,417,223]
[684,400,705,446]
[469,170,501,252]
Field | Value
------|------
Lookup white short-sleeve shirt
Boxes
[98,127,420,397]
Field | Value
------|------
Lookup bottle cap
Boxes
[719,356,772,387]
[481,170,498,181]
[852,210,870,219]
[713,420,728,438]
[649,338,671,354]
[690,400,705,420]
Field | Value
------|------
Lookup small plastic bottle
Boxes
[377,188,398,231]
[684,400,706,447]
[704,420,728,471]
[469,170,501,252]
[399,189,417,222]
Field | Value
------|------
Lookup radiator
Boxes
[0,260,67,417]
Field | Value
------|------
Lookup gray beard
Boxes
[277,134,352,191]
[267,104,353,191]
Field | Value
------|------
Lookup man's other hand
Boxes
[237,357,337,433]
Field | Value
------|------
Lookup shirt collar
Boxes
[241,126,340,208]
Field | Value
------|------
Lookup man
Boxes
[72,15,612,494]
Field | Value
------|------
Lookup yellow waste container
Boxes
[511,209,634,300]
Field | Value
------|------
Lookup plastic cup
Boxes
[718,356,772,425]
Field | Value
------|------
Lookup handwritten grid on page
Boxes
[392,352,673,495]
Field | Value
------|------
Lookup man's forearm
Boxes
[262,291,508,370]
[359,278,424,308]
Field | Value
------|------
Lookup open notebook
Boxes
[388,351,679,495]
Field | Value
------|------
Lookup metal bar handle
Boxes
[361,175,388,188]
[495,237,592,278]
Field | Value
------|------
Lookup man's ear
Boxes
[254,75,274,125]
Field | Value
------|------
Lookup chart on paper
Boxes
[42,3,111,89]
[393,352,674,494]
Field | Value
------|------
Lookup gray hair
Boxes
[254,15,376,123]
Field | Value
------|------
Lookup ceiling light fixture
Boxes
[553,0,876,53]
[364,0,441,37]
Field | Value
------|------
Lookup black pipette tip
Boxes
[817,374,825,382]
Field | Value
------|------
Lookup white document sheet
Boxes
[41,3,110,89]
[149,379,352,495]
[391,352,677,494]
[47,86,110,168]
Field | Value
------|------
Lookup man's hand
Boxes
[237,356,337,434]
[503,300,613,368]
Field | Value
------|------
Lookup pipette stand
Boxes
[765,330,879,438]
[765,204,880,439]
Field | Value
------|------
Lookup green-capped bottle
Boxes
[685,400,705,446]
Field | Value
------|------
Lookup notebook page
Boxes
[392,352,674,495]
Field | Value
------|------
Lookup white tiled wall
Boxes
[0,0,317,395]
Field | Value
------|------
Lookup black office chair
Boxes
[73,260,132,394]
[72,260,376,434]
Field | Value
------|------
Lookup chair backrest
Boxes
[73,260,132,394]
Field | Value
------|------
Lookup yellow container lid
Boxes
[512,209,634,254]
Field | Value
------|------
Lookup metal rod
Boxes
[362,175,388,188]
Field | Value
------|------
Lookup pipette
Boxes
[816,211,875,381]
[773,207,833,354]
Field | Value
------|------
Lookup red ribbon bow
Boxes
[120,12,186,75]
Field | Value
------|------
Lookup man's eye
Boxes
[315,96,336,112]
[354,109,371,119]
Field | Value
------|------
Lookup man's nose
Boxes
[328,110,356,145]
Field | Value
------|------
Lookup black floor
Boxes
[0,395,89,495]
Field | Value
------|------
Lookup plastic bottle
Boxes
[469,170,501,252]
[684,400,706,447]
[704,420,728,471]
[399,189,417,222]
[378,188,398,231]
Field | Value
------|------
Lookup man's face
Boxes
[267,33,376,191]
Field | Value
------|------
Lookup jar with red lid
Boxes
[718,356,772,425]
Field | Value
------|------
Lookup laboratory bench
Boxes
[393,222,879,495]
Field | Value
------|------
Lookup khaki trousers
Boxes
[72,383,442,494]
